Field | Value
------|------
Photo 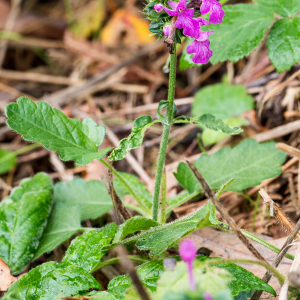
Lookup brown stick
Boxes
[185,159,269,263]
[276,143,300,159]
[108,163,131,223]
[251,217,300,300]
[115,246,150,300]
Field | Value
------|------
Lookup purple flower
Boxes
[204,292,213,300]
[200,0,224,24]
[179,240,197,290]
[164,25,170,36]
[175,9,200,38]
[194,17,211,26]
[186,31,214,64]
[163,0,200,38]
[154,3,164,12]
[163,0,187,16]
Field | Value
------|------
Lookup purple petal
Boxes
[168,0,178,10]
[195,17,211,26]
[185,8,195,18]
[195,30,214,41]
[176,11,200,38]
[177,0,187,10]
[186,41,198,54]
[200,0,210,15]
[154,3,164,12]
[163,25,170,36]
[204,292,213,300]
[163,6,178,15]
[179,240,197,262]
[209,4,225,24]
[187,39,212,64]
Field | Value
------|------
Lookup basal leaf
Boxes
[174,139,286,194]
[123,201,222,257]
[114,172,153,213]
[254,0,300,17]
[5,97,112,166]
[2,261,101,300]
[108,115,157,161]
[197,256,276,297]
[0,173,53,274]
[54,178,113,221]
[33,202,82,260]
[0,149,17,174]
[192,84,254,120]
[107,260,164,300]
[113,216,159,244]
[267,17,300,73]
[63,223,118,273]
[202,4,274,63]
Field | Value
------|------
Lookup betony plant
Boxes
[1,0,299,299]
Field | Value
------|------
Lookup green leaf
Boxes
[2,261,101,300]
[113,216,159,244]
[33,202,82,260]
[108,115,157,161]
[123,201,222,257]
[157,100,177,125]
[0,149,17,174]
[202,4,274,63]
[0,173,53,274]
[155,261,232,299]
[192,84,254,120]
[197,256,276,297]
[78,292,118,299]
[114,172,153,212]
[5,97,112,166]
[267,17,300,73]
[63,223,118,273]
[174,139,286,194]
[254,0,300,17]
[54,178,113,221]
[107,260,164,300]
[193,114,243,135]
[82,118,106,147]
[202,118,248,146]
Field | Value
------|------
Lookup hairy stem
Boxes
[152,46,177,221]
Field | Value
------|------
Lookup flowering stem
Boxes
[187,261,196,290]
[152,46,177,221]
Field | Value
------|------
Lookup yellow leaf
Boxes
[100,9,155,46]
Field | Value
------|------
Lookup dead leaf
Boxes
[100,9,155,47]
[0,258,18,291]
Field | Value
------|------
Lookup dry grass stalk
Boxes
[260,188,300,240]
[276,143,300,159]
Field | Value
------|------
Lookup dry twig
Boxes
[185,159,270,263]
[115,246,150,300]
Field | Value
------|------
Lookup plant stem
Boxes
[206,259,286,286]
[152,46,177,221]
[92,255,148,273]
[0,143,41,164]
[160,167,167,223]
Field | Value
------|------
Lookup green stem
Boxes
[241,229,295,261]
[160,167,167,223]
[152,46,177,221]
[206,259,286,286]
[92,256,148,273]
[0,143,41,164]
[99,159,151,217]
